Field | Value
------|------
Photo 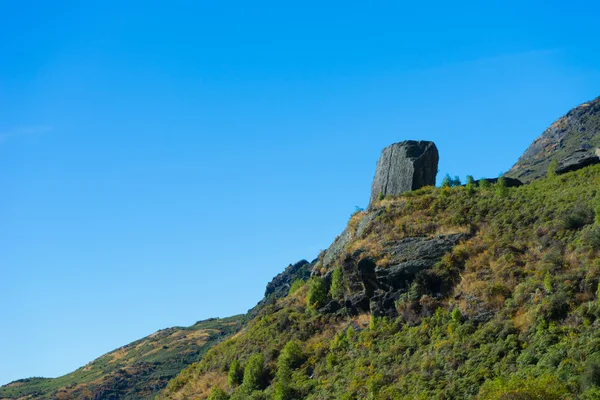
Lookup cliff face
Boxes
[506,96,600,182]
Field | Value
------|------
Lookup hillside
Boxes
[0,317,244,400]
[506,96,600,182]
[158,164,600,399]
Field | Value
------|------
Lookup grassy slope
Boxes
[506,96,600,183]
[160,165,600,399]
[0,316,245,400]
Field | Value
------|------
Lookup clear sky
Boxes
[2,0,600,386]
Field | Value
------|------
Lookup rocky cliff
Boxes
[506,95,600,182]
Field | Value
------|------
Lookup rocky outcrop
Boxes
[506,96,600,182]
[555,148,600,175]
[369,141,439,207]
[333,233,466,317]
[264,260,312,298]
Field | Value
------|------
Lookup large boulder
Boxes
[369,141,439,207]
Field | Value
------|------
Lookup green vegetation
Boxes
[329,267,344,300]
[306,276,328,310]
[0,316,244,400]
[158,164,600,399]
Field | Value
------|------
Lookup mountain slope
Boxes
[159,164,600,399]
[0,316,244,400]
[506,96,600,182]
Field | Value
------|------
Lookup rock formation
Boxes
[506,96,600,182]
[555,148,600,175]
[369,140,439,207]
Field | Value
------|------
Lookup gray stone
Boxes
[555,148,600,175]
[336,234,466,316]
[369,141,439,207]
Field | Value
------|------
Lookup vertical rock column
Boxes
[368,140,439,207]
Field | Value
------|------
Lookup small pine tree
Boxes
[451,307,462,323]
[496,176,508,197]
[307,276,328,309]
[441,174,453,188]
[228,359,243,387]
[466,175,476,195]
[208,388,231,400]
[548,159,559,177]
[329,267,344,300]
[242,354,266,392]
[452,176,462,186]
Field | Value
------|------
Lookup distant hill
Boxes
[506,96,600,182]
[0,316,244,400]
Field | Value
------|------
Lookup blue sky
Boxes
[2,0,600,386]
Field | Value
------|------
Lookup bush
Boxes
[242,354,267,392]
[208,388,230,400]
[307,277,328,309]
[581,353,600,391]
[289,279,305,295]
[477,373,568,399]
[562,205,594,230]
[228,359,243,387]
[330,267,344,300]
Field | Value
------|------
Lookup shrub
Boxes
[477,373,568,399]
[547,159,558,177]
[581,353,600,391]
[208,388,230,400]
[289,279,305,295]
[307,277,328,309]
[330,267,344,300]
[441,174,453,188]
[242,354,267,392]
[228,359,243,387]
[562,205,594,230]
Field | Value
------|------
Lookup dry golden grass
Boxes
[170,372,227,400]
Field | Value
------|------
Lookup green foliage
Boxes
[329,267,344,300]
[441,174,453,188]
[208,388,230,400]
[242,354,267,392]
[228,359,243,387]
[495,176,508,197]
[377,192,385,201]
[306,276,328,310]
[0,316,245,400]
[159,164,600,400]
[289,279,305,295]
[274,341,305,400]
[547,159,559,178]
[477,374,568,399]
[581,353,600,391]
[466,175,476,195]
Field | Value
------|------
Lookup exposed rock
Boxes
[555,148,600,175]
[264,260,311,298]
[506,96,600,182]
[369,141,439,207]
[472,177,523,188]
[339,234,466,317]
[320,210,381,272]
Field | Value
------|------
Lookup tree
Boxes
[495,176,508,197]
[307,276,328,309]
[441,174,453,188]
[329,267,344,300]
[208,388,230,400]
[466,175,476,195]
[242,354,267,392]
[228,359,243,387]
[548,159,559,177]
